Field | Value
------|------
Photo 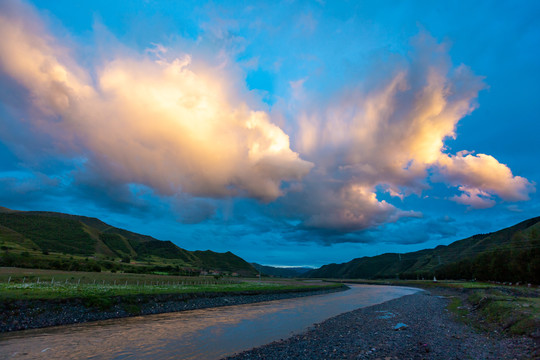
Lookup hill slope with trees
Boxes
[0,207,257,276]
[306,217,540,283]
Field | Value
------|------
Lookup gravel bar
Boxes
[0,286,346,332]
[223,291,537,360]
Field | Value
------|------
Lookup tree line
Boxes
[399,229,540,284]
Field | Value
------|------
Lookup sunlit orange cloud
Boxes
[0,3,313,201]
[437,153,534,208]
[287,33,535,229]
[0,2,535,234]
[450,187,496,209]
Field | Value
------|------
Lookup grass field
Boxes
[0,267,230,285]
[0,267,342,301]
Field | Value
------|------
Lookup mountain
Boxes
[251,263,313,278]
[0,207,257,276]
[306,217,540,283]
[193,250,256,273]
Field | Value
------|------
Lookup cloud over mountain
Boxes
[0,0,535,247]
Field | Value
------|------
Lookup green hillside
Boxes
[193,250,257,276]
[0,207,257,276]
[307,217,540,283]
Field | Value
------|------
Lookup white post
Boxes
[7,276,11,284]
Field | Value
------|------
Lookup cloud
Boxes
[0,2,312,202]
[282,180,420,233]
[0,171,59,196]
[437,152,534,205]
[450,186,496,209]
[172,194,217,224]
[0,1,535,246]
[284,32,535,232]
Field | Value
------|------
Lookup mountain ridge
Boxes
[306,216,540,283]
[0,207,257,276]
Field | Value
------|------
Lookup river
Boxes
[0,284,420,360]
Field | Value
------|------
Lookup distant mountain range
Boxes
[251,263,313,278]
[2,206,538,282]
[0,207,257,276]
[306,217,540,283]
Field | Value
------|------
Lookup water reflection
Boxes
[0,285,420,360]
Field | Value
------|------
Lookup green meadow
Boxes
[0,267,342,301]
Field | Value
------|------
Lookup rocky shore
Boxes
[223,290,538,360]
[0,285,346,332]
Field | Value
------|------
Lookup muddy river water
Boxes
[0,284,420,359]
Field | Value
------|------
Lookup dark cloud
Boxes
[172,195,217,224]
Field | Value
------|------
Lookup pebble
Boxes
[223,292,536,360]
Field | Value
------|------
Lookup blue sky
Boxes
[0,0,538,267]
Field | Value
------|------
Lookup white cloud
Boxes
[0,1,535,239]
[437,153,534,204]
[0,3,312,202]
[450,187,496,209]
[286,32,534,231]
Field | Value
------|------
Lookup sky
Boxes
[0,0,539,268]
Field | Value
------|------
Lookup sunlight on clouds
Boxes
[299,183,421,232]
[0,4,312,201]
[288,32,535,231]
[438,153,534,206]
[303,184,395,230]
[0,1,535,238]
[450,186,496,209]
[0,8,93,115]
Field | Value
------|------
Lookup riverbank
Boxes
[0,284,347,332]
[330,279,540,338]
[224,289,538,360]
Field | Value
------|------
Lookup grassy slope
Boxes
[307,217,540,280]
[0,208,257,275]
[0,213,96,256]
[193,250,255,275]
